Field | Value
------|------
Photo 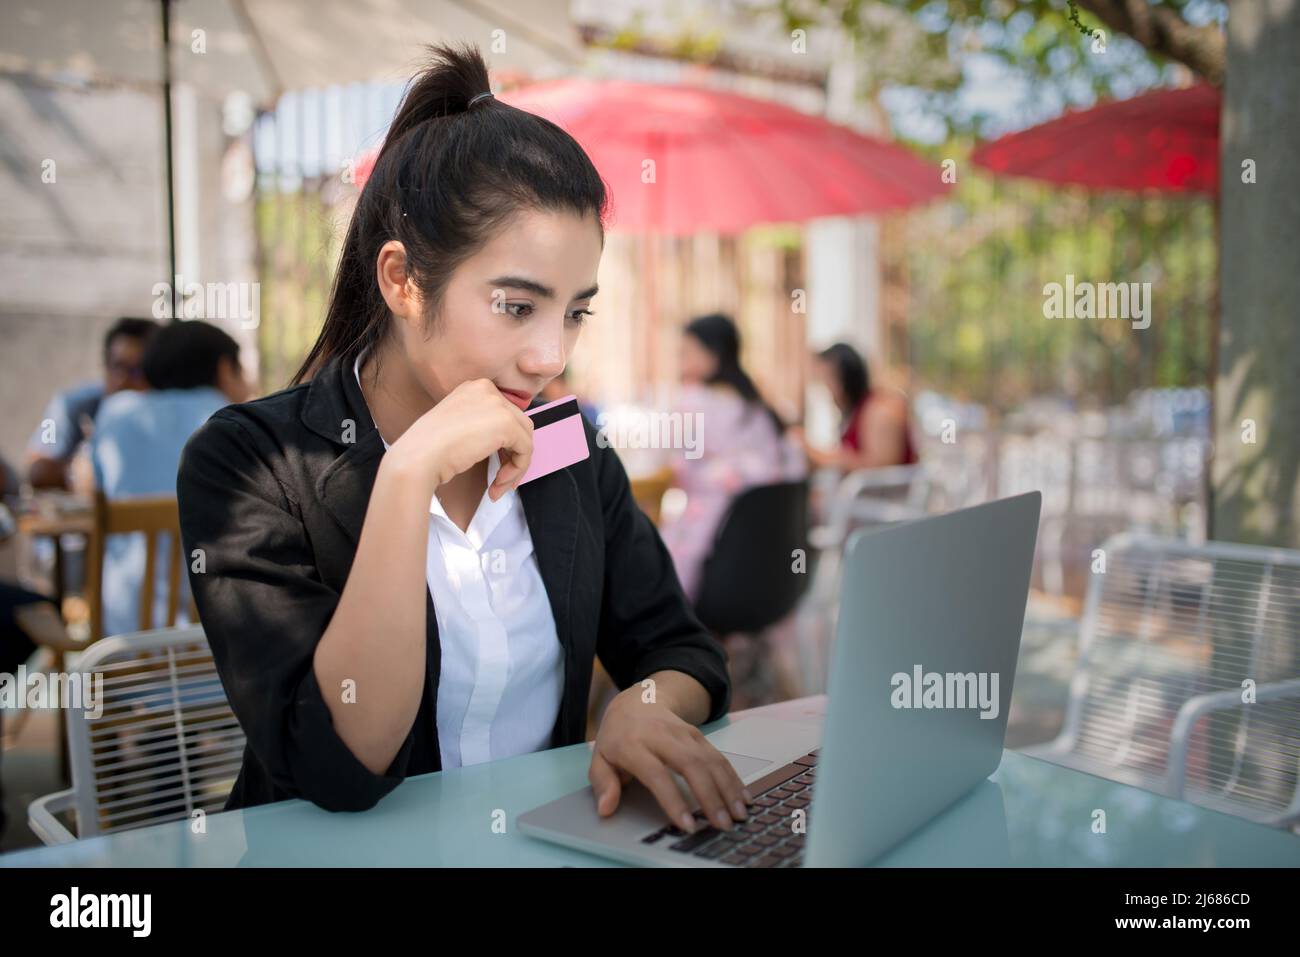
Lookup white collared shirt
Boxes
[354,355,564,768]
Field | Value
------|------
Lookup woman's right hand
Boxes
[384,378,534,500]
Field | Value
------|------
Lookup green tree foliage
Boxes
[889,150,1215,410]
[769,0,1225,138]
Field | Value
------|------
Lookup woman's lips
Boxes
[497,386,533,411]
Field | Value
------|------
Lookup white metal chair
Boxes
[797,465,930,694]
[27,624,244,844]
[808,464,928,551]
[1021,534,1300,828]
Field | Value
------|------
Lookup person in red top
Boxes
[794,342,918,470]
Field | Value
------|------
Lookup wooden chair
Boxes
[629,466,674,526]
[85,492,196,643]
[40,493,200,786]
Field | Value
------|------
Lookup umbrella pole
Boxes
[159,0,178,320]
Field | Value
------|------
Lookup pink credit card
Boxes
[516,394,591,485]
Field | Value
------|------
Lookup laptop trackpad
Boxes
[714,751,774,780]
[703,716,824,784]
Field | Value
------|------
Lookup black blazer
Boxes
[176,354,730,813]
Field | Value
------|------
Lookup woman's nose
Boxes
[520,328,567,378]
[524,352,566,381]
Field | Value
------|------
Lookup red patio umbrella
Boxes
[971,84,1220,195]
[499,78,947,233]
[356,81,945,221]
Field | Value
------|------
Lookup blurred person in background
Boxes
[24,317,160,490]
[91,319,250,639]
[795,342,918,471]
[658,313,806,603]
[0,574,39,841]
[0,478,82,841]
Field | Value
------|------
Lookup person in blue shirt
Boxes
[91,320,252,639]
[25,317,160,490]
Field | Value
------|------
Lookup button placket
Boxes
[429,451,517,767]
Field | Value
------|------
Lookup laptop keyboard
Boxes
[639,749,818,868]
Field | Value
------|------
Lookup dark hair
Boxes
[142,320,241,391]
[291,43,609,386]
[816,342,870,415]
[684,313,785,435]
[104,317,160,360]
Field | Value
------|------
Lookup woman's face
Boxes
[678,334,717,385]
[389,207,603,409]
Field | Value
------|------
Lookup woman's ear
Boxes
[376,240,421,322]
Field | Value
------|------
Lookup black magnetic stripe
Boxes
[527,397,581,430]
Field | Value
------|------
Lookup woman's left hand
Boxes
[588,686,752,833]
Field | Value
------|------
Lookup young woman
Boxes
[658,314,806,601]
[797,342,918,470]
[176,44,749,836]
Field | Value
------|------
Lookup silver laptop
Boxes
[518,491,1042,867]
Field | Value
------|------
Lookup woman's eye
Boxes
[505,302,533,319]
[567,309,594,326]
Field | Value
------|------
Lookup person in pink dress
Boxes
[659,314,807,603]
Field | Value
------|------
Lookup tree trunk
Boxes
[1211,0,1300,548]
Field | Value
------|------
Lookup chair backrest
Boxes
[629,466,674,526]
[63,625,244,838]
[694,480,812,635]
[85,492,195,641]
[1060,534,1300,816]
[832,463,919,516]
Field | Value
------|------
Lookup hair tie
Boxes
[468,91,494,108]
